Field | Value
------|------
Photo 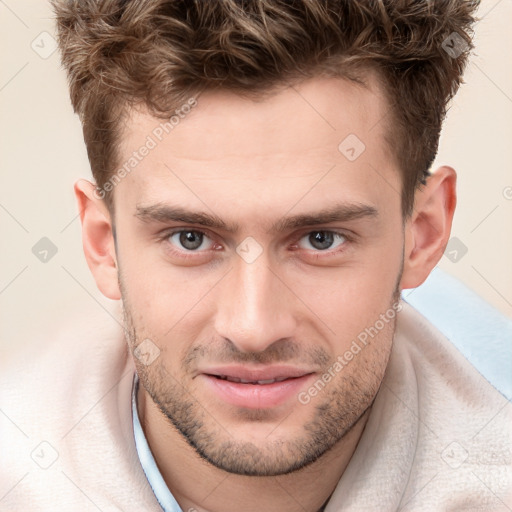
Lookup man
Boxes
[0,0,510,510]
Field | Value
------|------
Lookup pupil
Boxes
[180,231,203,250]
[310,231,333,250]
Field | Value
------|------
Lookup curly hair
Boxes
[53,0,479,216]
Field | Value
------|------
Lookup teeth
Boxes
[217,375,290,385]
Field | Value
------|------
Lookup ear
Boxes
[400,166,457,290]
[75,179,121,300]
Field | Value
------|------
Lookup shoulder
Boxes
[0,304,159,510]
[392,301,512,509]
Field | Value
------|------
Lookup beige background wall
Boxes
[1,0,511,358]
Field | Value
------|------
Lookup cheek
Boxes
[288,250,402,350]
[120,265,221,362]
[118,233,210,322]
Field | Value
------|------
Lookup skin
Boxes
[76,74,456,512]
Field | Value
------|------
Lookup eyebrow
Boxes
[135,202,378,234]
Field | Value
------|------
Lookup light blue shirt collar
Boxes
[132,374,183,512]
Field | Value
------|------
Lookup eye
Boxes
[297,231,347,251]
[168,230,215,251]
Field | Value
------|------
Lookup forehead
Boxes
[114,74,399,221]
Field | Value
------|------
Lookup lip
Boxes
[199,365,315,409]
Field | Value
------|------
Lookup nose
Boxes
[214,253,297,354]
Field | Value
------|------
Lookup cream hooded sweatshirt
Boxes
[0,301,510,511]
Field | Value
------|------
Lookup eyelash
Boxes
[159,228,353,261]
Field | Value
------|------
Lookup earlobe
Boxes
[400,166,457,290]
[75,179,121,300]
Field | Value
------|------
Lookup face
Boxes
[113,75,405,476]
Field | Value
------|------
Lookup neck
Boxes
[138,387,370,512]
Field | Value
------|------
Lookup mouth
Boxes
[199,366,315,409]
[212,375,296,385]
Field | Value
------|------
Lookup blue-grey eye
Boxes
[169,230,211,251]
[299,231,346,251]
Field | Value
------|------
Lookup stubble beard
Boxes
[122,294,398,477]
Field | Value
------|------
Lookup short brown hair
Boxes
[53,0,479,216]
